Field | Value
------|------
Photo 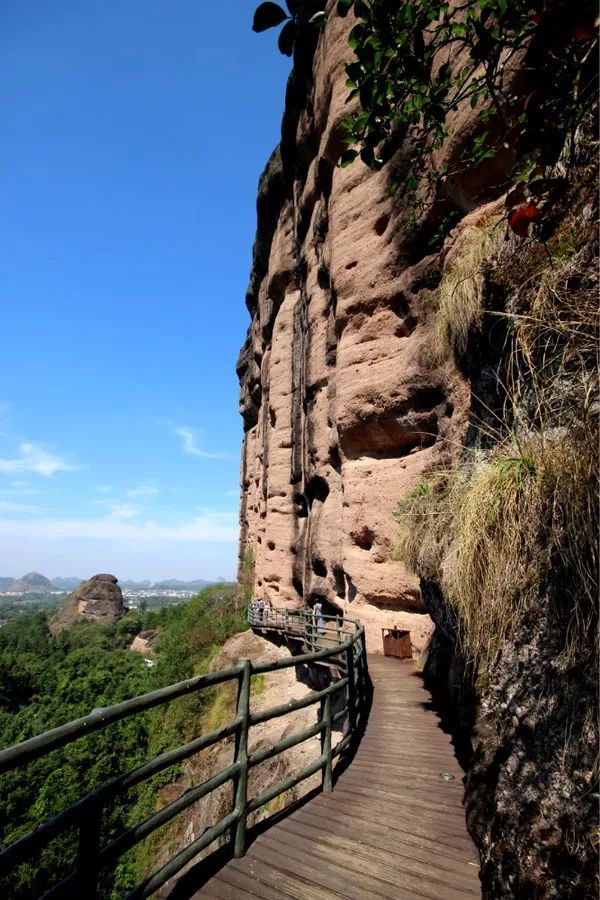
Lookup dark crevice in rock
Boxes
[328,442,342,474]
[346,575,357,603]
[374,213,390,236]
[351,526,374,551]
[332,566,346,599]
[293,492,308,518]
[316,157,334,200]
[313,203,329,245]
[311,557,327,578]
[317,263,330,290]
[305,474,330,505]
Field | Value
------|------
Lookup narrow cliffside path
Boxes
[192,655,481,899]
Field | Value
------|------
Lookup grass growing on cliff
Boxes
[396,427,598,676]
[435,218,502,362]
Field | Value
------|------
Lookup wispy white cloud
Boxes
[0,510,238,543]
[174,427,232,460]
[0,500,42,514]
[95,499,139,520]
[126,483,159,499]
[4,481,41,496]
[0,443,79,478]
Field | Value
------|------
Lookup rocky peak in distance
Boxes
[49,574,125,635]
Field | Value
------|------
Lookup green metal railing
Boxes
[0,607,370,899]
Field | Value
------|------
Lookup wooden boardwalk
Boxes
[189,655,481,899]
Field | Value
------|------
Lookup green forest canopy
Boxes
[0,584,246,899]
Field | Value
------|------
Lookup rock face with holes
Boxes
[236,2,501,650]
[237,7,483,653]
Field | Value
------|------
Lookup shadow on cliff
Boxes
[418,581,477,773]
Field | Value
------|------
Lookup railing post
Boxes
[77,800,102,899]
[232,659,251,858]
[345,644,357,738]
[321,694,333,792]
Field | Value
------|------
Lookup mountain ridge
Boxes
[0,574,225,593]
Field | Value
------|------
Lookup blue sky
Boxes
[0,1,291,581]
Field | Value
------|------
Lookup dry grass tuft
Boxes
[455,429,596,672]
[435,219,502,361]
[396,427,598,677]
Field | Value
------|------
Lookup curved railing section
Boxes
[0,607,370,899]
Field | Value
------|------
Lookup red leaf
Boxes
[508,203,540,238]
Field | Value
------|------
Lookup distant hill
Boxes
[51,577,83,591]
[9,572,54,593]
[0,574,224,594]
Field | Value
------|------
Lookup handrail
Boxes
[0,605,370,900]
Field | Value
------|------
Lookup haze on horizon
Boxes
[0,1,291,581]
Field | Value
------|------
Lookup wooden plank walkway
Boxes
[189,655,480,900]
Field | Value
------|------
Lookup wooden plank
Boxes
[308,795,475,851]
[334,777,468,812]
[262,820,480,898]
[208,864,289,900]
[274,813,480,889]
[286,802,479,866]
[244,841,362,900]
[194,874,264,900]
[256,829,419,900]
[322,784,472,825]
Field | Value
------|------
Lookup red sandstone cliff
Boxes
[236,4,498,652]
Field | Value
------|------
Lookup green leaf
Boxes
[252,2,288,32]
[337,0,354,18]
[278,19,296,55]
[339,149,359,167]
[309,11,327,25]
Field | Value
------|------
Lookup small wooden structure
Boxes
[381,626,413,659]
